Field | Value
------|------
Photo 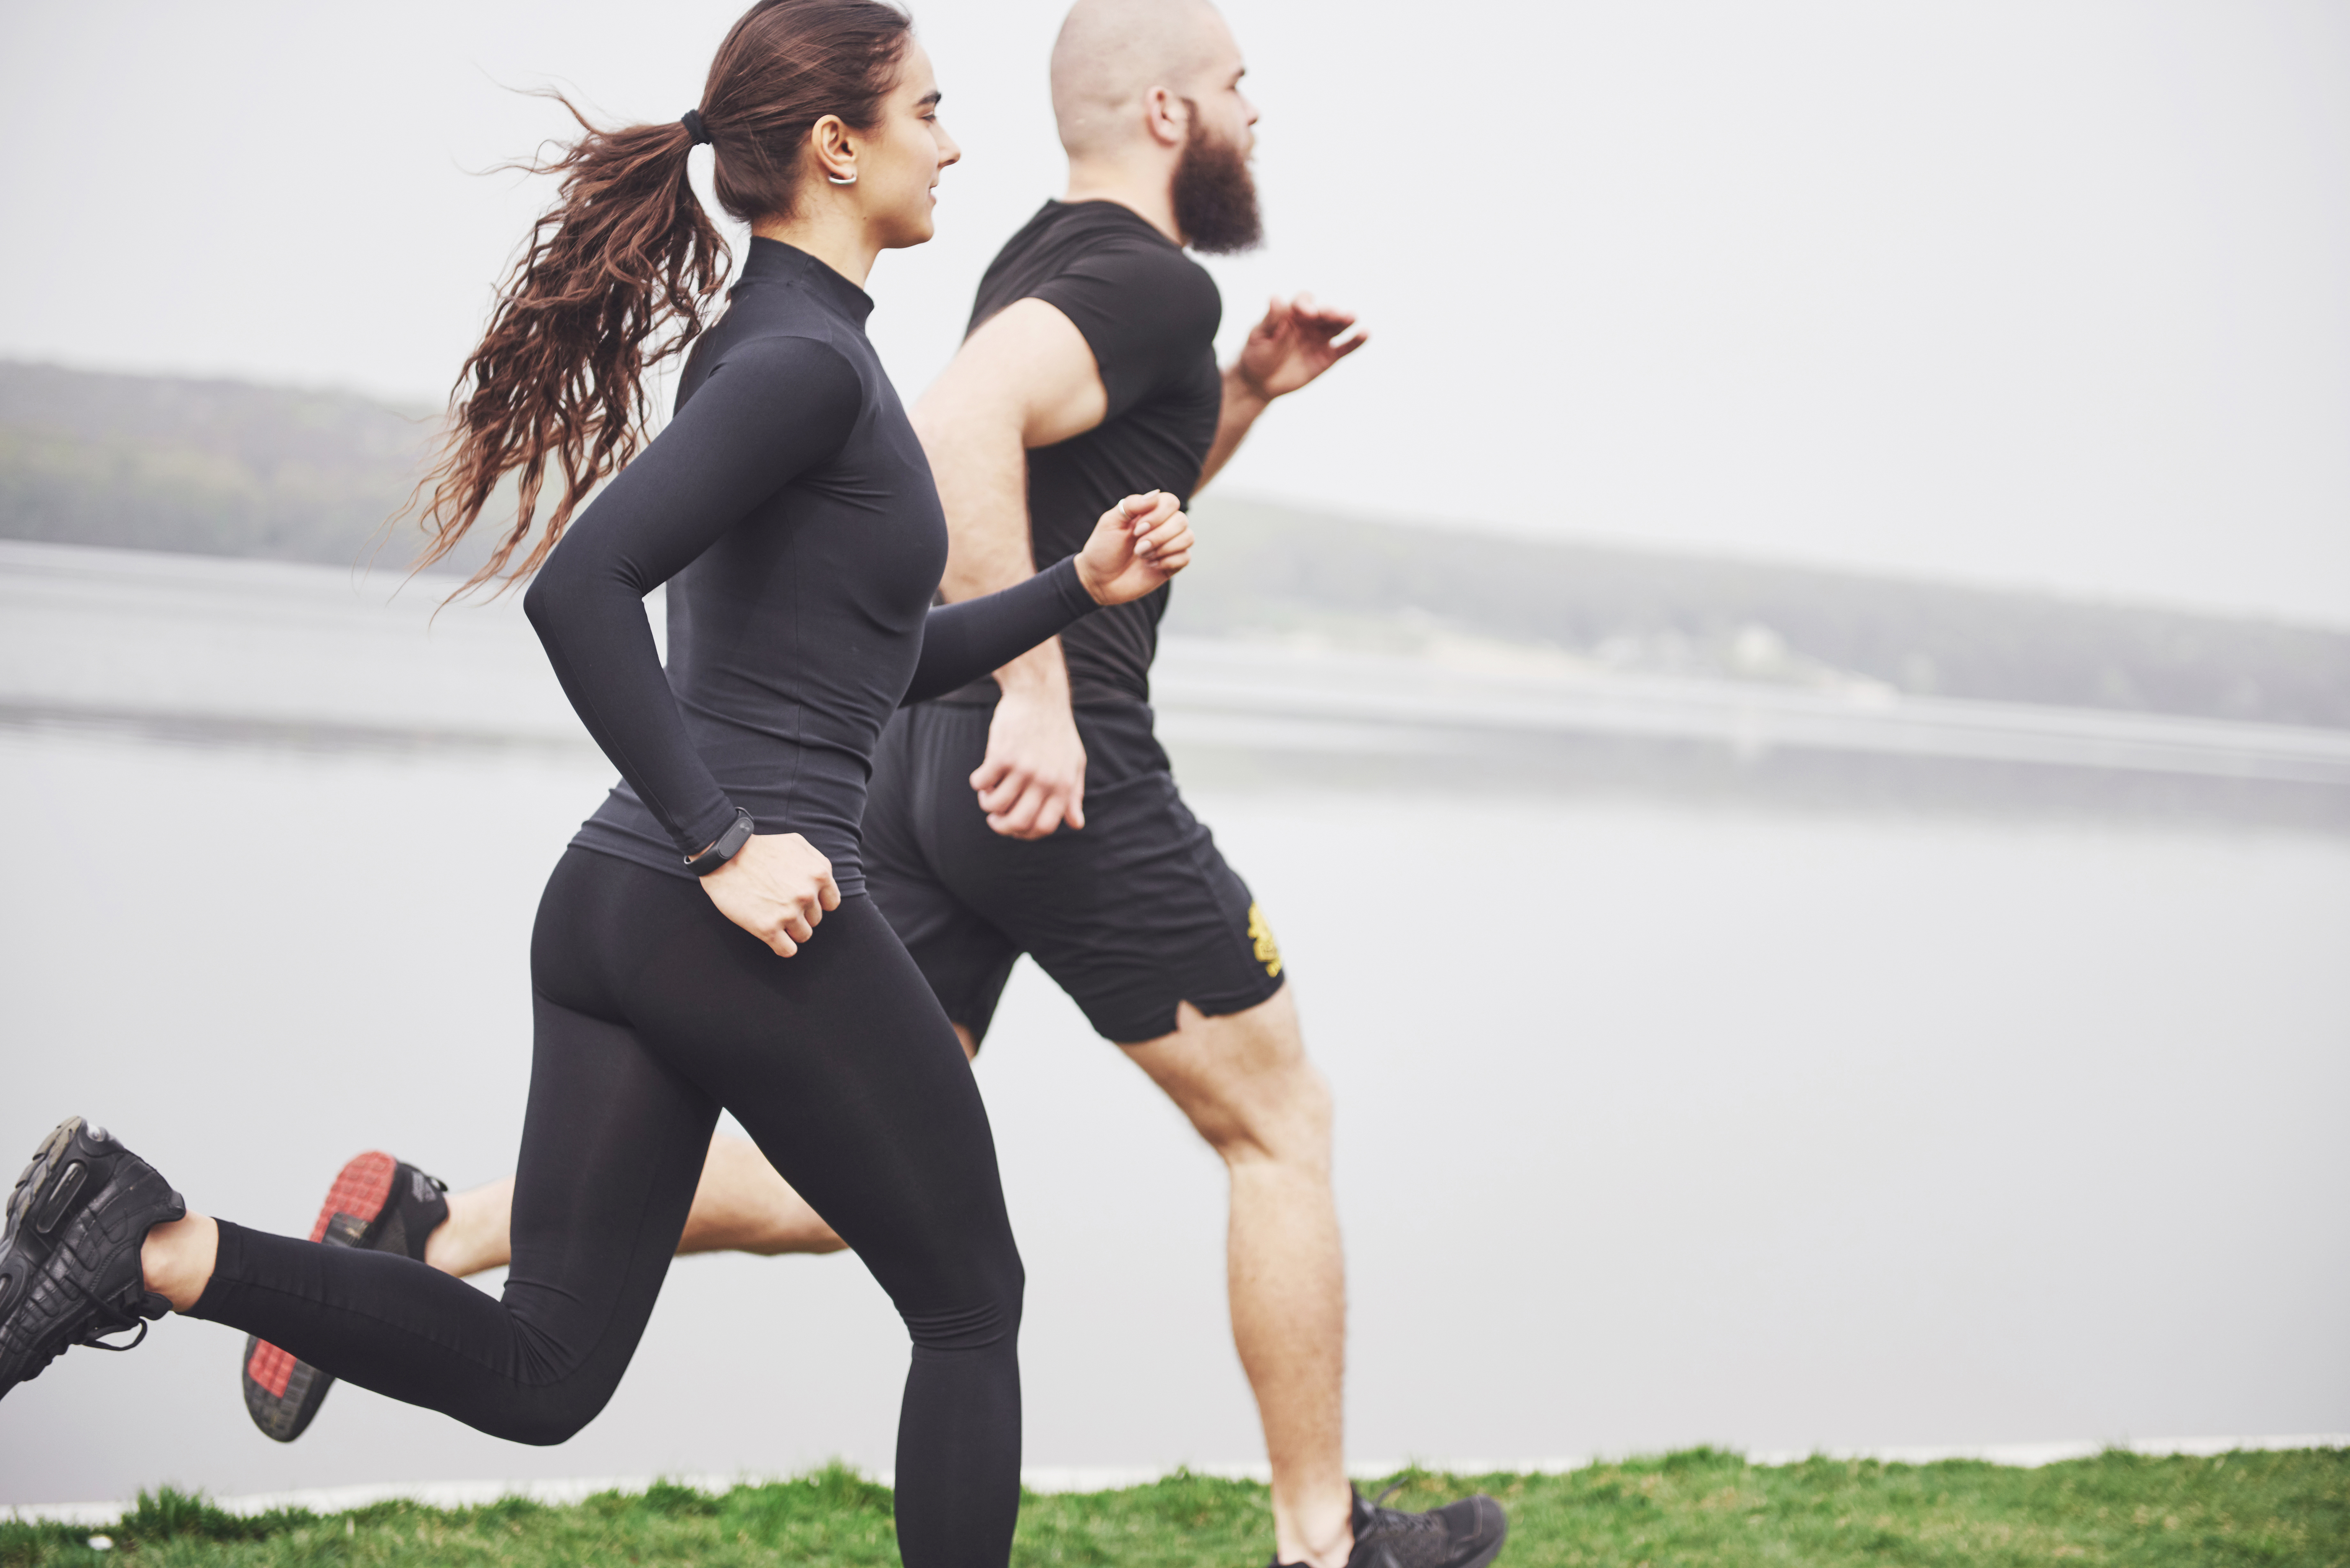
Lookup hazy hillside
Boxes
[7,359,2346,730]
[1171,497,2350,730]
[0,361,438,569]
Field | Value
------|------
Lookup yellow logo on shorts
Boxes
[1246,902,1283,978]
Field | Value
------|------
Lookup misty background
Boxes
[3,0,2347,622]
[2,0,2347,1510]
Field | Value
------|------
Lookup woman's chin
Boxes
[885,213,939,250]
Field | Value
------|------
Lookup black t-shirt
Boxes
[951,200,1223,704]
[531,238,1098,895]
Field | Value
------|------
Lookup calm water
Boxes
[3,581,2347,1503]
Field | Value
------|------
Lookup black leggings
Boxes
[191,848,1024,1568]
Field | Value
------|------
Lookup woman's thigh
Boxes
[602,884,1021,1317]
[501,992,720,1365]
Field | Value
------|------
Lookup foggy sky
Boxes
[2,0,2344,625]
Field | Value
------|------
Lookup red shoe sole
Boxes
[244,1152,397,1398]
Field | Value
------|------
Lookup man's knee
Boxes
[684,1133,849,1257]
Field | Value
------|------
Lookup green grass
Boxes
[5,1449,2344,1566]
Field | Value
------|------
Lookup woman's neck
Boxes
[752,211,878,289]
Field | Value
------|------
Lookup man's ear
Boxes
[1140,86,1187,149]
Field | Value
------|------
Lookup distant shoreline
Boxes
[8,538,2348,834]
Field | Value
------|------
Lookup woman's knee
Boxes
[900,1245,1024,1354]
[482,1375,623,1446]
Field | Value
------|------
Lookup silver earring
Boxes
[828,172,857,185]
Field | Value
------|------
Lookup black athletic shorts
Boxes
[864,697,1287,1047]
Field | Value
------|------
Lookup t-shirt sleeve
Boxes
[1029,241,1221,423]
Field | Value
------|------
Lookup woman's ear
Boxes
[809,114,859,184]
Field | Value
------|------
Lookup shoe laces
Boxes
[63,1273,154,1352]
[1360,1484,1449,1539]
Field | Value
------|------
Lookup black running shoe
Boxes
[1277,1483,1509,1568]
[0,1117,186,1402]
[240,1151,447,1442]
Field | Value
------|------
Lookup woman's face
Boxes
[858,40,960,251]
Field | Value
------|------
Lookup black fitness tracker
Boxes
[684,808,755,876]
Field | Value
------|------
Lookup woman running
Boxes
[0,3,1196,1562]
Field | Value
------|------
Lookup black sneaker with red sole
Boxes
[240,1151,447,1442]
[0,1117,186,1403]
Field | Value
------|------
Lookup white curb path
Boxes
[8,1435,2344,1527]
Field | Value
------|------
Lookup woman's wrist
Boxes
[684,808,755,876]
[1067,551,1111,607]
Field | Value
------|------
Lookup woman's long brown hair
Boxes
[411,0,914,596]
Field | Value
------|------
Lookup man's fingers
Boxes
[974,763,1034,813]
[969,756,1012,795]
[1031,794,1068,837]
[818,874,842,911]
[769,930,799,958]
[987,777,1087,839]
[998,782,1049,836]
[1000,785,1045,836]
[1290,293,1353,323]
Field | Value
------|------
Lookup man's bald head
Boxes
[1050,0,1236,158]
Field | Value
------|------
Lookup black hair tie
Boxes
[681,108,710,146]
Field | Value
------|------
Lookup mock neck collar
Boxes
[741,237,874,324]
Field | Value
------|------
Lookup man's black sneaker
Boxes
[240,1151,447,1442]
[1277,1483,1509,1568]
[0,1117,186,1402]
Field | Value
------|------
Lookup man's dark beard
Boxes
[1172,102,1262,254]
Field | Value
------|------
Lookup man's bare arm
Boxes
[1199,366,1272,494]
[911,298,1109,839]
[1195,293,1368,491]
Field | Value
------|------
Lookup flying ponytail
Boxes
[410,0,914,596]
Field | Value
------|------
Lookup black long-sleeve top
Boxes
[524,238,1098,894]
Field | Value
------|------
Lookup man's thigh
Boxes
[1121,988,1330,1168]
[904,698,1288,1048]
[866,704,1023,1044]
